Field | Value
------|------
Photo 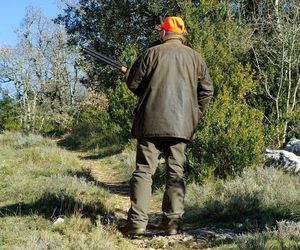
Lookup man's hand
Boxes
[120,66,128,74]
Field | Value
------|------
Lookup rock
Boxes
[264,149,300,174]
[188,227,238,246]
[284,138,300,156]
[97,212,117,224]
[53,217,64,225]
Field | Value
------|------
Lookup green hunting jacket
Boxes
[126,33,213,141]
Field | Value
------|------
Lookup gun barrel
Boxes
[83,47,122,69]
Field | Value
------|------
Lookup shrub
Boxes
[107,81,137,140]
[180,0,265,181]
[185,166,300,226]
[0,93,22,131]
[189,85,265,181]
[60,107,122,150]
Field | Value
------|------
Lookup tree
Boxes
[0,91,21,131]
[56,0,184,89]
[56,0,184,137]
[179,0,265,180]
[0,6,83,133]
[251,0,300,145]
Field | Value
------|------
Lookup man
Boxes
[121,16,213,237]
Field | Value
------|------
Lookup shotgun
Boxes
[83,47,127,74]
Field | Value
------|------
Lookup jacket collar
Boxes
[162,33,186,44]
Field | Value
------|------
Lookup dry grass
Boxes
[2,131,299,249]
[0,131,133,249]
[236,221,300,249]
[185,165,300,249]
[185,165,300,226]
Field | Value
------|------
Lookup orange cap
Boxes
[155,16,186,33]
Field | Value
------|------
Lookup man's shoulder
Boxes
[144,41,203,61]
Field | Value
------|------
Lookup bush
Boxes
[185,166,300,226]
[107,81,137,140]
[0,93,21,131]
[189,86,265,181]
[179,1,265,181]
[60,107,122,150]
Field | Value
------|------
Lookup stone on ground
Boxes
[264,149,300,174]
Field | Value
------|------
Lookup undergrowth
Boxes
[185,165,300,248]
[185,166,299,227]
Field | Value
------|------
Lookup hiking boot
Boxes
[164,225,183,235]
[119,226,145,238]
[161,217,183,235]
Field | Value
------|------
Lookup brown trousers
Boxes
[126,137,188,230]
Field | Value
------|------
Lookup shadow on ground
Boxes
[0,170,119,223]
[79,148,123,160]
[57,134,124,159]
[184,200,299,232]
[0,192,108,223]
[71,169,130,196]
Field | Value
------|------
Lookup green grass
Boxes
[184,166,300,249]
[236,221,300,249]
[0,131,113,217]
[0,215,133,250]
[185,166,300,227]
[0,131,132,249]
[1,131,299,249]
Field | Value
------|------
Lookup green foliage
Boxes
[56,0,179,90]
[0,92,73,135]
[189,67,265,179]
[181,0,253,91]
[0,93,21,131]
[107,81,137,140]
[290,106,300,139]
[247,0,300,145]
[189,97,264,180]
[60,107,122,150]
[178,1,265,180]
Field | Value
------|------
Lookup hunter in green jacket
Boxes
[121,16,214,237]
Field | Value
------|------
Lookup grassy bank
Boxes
[0,131,131,249]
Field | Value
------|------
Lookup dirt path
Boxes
[77,153,131,220]
[76,152,162,221]
[74,151,238,249]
